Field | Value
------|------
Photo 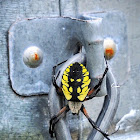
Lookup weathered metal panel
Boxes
[60,0,79,17]
[0,0,140,139]
[0,0,59,139]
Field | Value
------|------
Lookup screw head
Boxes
[23,46,43,68]
[104,39,116,60]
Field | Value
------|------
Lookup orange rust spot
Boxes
[34,53,39,60]
[105,48,114,56]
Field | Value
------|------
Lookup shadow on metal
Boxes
[48,53,120,140]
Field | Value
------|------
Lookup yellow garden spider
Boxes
[49,57,110,140]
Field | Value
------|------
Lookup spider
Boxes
[49,57,110,140]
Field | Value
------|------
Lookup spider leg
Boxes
[49,105,70,137]
[80,105,110,140]
[94,58,108,92]
[84,58,108,101]
[52,60,67,95]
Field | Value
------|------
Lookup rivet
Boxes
[104,39,116,60]
[23,46,43,68]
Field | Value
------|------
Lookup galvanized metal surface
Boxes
[0,0,139,139]
[0,0,59,139]
[80,11,128,85]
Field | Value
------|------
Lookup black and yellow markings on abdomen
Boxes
[61,65,72,100]
[61,62,91,101]
[77,64,91,101]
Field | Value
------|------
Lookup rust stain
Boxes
[105,48,114,57]
[34,53,39,60]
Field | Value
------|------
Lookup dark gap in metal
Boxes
[59,0,62,16]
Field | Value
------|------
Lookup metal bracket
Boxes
[8,17,88,96]
[8,15,105,96]
[8,11,126,101]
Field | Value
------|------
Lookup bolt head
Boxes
[104,39,116,60]
[23,46,43,68]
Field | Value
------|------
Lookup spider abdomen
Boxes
[61,62,91,102]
